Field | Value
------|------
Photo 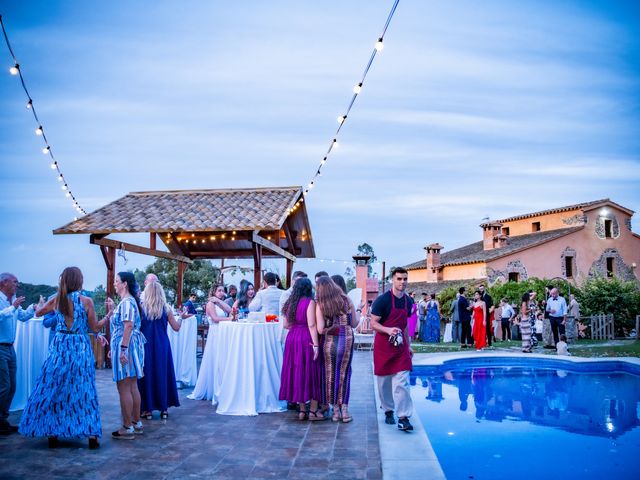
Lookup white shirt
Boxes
[248,286,284,316]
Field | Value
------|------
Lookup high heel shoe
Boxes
[88,436,100,449]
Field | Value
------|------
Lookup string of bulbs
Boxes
[1,14,86,218]
[303,0,399,196]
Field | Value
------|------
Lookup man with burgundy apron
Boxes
[370,267,414,432]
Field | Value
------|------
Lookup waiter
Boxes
[370,267,414,432]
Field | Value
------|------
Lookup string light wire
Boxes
[1,14,87,216]
[303,0,400,196]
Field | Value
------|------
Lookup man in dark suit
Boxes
[457,287,472,348]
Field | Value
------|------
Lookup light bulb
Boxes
[332,139,339,148]
[65,192,71,197]
[26,99,33,109]
[9,64,19,75]
[50,162,56,169]
[62,184,67,190]
[337,115,346,124]
[353,83,362,94]
[375,37,384,51]
[74,217,78,221]
[43,146,51,154]
[35,126,43,136]
[321,157,327,165]
[309,182,314,189]
[57,175,63,181]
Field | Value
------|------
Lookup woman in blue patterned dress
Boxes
[111,272,146,440]
[422,293,441,343]
[19,267,113,449]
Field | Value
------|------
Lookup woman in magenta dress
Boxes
[279,278,324,420]
[407,292,418,339]
[471,290,487,350]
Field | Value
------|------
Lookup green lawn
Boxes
[412,339,640,357]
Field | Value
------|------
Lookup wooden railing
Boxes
[586,314,615,340]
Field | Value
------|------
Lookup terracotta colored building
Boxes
[404,199,640,291]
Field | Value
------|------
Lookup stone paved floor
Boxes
[0,351,381,479]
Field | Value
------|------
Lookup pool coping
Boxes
[374,352,640,479]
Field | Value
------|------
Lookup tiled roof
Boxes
[404,226,584,270]
[496,198,613,223]
[54,187,303,234]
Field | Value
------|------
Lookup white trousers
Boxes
[376,370,413,418]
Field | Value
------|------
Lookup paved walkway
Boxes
[0,351,381,480]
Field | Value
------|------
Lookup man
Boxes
[545,288,568,346]
[314,271,329,283]
[449,291,461,343]
[139,273,158,301]
[249,272,283,316]
[0,273,40,434]
[478,284,494,346]
[457,287,472,348]
[568,294,580,319]
[224,284,238,308]
[183,292,198,316]
[417,293,428,341]
[370,267,414,432]
[279,271,308,320]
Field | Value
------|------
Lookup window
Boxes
[606,257,614,277]
[565,256,574,278]
[508,272,519,282]
[502,227,510,236]
[532,222,541,232]
[604,219,613,238]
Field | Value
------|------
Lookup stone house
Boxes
[404,199,640,291]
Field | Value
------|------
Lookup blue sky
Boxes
[1,0,639,289]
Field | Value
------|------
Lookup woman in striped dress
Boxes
[315,276,358,423]
[110,272,146,439]
[520,292,533,353]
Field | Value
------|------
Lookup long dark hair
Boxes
[118,271,142,316]
[330,274,348,294]
[56,266,83,319]
[237,279,254,309]
[316,276,349,319]
[283,278,313,328]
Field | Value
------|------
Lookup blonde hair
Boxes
[142,281,167,319]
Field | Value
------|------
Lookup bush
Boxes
[576,277,640,337]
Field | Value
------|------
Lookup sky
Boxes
[1,0,639,289]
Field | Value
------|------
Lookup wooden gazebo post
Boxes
[177,261,186,307]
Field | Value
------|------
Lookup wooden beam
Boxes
[177,261,186,308]
[286,258,294,287]
[282,220,296,255]
[150,232,156,250]
[252,231,296,262]
[90,235,192,264]
[253,243,262,288]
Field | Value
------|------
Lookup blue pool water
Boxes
[411,358,640,480]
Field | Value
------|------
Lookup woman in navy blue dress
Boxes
[138,281,181,420]
[20,267,112,449]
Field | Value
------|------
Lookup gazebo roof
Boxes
[53,186,315,259]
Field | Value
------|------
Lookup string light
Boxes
[1,14,87,217]
[303,0,399,196]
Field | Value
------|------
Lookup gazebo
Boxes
[53,186,315,305]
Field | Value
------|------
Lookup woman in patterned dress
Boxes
[111,272,146,439]
[315,276,358,423]
[20,267,112,449]
[520,292,533,353]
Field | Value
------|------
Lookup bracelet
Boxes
[357,309,362,313]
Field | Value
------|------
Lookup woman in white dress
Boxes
[187,285,232,401]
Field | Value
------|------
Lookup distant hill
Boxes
[17,282,57,305]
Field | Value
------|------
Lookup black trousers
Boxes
[549,316,565,345]
[460,320,473,346]
[501,319,511,340]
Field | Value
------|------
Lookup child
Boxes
[556,334,569,356]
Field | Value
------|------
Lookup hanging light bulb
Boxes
[332,139,339,148]
[65,191,71,198]
[9,63,19,75]
[309,182,314,189]
[35,126,43,136]
[337,115,346,124]
[26,99,33,109]
[50,162,56,169]
[57,175,63,181]
[375,37,384,51]
[353,83,362,94]
[321,157,327,165]
[74,217,78,221]
[61,184,67,190]
[43,146,51,154]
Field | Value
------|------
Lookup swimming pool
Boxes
[410,357,640,480]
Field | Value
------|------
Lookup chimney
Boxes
[480,222,502,250]
[424,243,443,283]
[352,254,371,305]
[495,233,509,249]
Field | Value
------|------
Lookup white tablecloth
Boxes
[10,317,50,411]
[167,315,197,387]
[212,322,285,416]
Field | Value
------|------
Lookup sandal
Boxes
[112,426,135,440]
[160,411,168,420]
[331,405,341,422]
[341,405,353,423]
[308,409,327,422]
[141,412,153,420]
[298,411,308,421]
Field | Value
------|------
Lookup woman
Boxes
[232,279,255,319]
[471,290,487,350]
[20,267,111,449]
[529,292,540,347]
[520,292,533,353]
[139,281,181,421]
[188,284,231,401]
[279,278,323,420]
[111,271,146,439]
[316,276,358,423]
[407,292,418,340]
[422,293,441,343]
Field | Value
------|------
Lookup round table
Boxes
[212,322,285,416]
[10,317,50,411]
[167,315,198,387]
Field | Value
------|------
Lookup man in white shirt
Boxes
[545,288,568,346]
[249,272,284,316]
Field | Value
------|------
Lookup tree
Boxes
[17,282,57,306]
[344,266,356,291]
[357,243,377,276]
